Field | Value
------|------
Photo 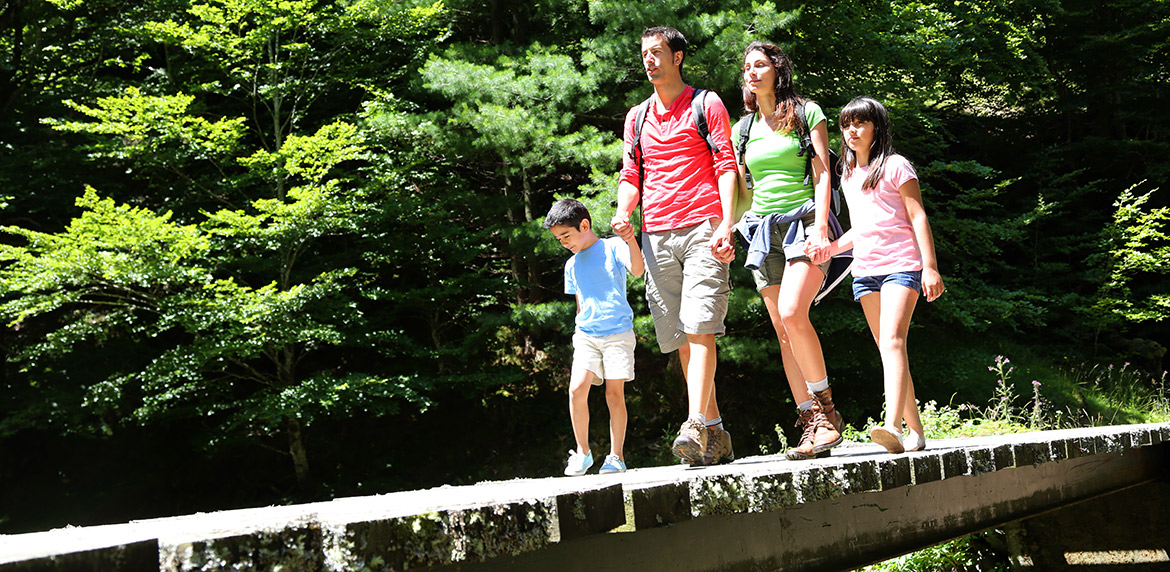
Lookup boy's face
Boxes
[549,221,591,253]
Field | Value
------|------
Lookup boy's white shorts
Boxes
[572,329,636,385]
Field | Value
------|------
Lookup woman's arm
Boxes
[807,117,833,262]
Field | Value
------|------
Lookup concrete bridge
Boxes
[1,422,1168,571]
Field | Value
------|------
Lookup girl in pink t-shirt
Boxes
[808,97,945,454]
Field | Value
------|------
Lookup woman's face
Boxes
[842,118,875,154]
[742,50,775,96]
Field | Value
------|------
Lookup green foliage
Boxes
[860,534,1007,572]
[1088,184,1170,327]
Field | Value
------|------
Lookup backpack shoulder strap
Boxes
[796,99,817,186]
[689,88,720,154]
[738,113,756,190]
[631,96,654,192]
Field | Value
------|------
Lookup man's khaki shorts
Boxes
[642,219,730,354]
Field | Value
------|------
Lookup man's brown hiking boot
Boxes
[785,402,843,460]
[812,387,844,434]
[671,417,708,465]
[698,425,735,466]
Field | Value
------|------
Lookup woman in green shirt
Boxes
[734,41,845,460]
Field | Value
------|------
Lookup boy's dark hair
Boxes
[543,198,591,230]
[642,26,687,72]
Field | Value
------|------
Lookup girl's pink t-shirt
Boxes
[842,154,923,276]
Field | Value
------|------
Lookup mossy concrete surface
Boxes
[1,423,1168,571]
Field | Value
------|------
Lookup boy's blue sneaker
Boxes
[599,454,627,474]
[564,449,593,476]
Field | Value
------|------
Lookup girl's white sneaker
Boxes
[869,425,905,454]
[904,431,926,452]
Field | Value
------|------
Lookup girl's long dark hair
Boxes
[741,41,803,134]
[838,96,895,191]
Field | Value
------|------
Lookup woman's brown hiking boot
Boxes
[785,401,843,460]
[813,387,844,434]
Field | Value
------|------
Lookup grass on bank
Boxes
[853,354,1169,572]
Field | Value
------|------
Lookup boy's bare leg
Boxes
[605,378,628,459]
[568,368,594,455]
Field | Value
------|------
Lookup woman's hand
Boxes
[806,222,831,264]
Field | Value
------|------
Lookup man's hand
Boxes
[709,219,736,263]
[612,215,636,242]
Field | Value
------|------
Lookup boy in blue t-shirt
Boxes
[543,198,645,475]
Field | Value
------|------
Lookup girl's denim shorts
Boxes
[852,270,923,301]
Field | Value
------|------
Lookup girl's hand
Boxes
[807,222,831,263]
[804,240,832,265]
[922,267,945,302]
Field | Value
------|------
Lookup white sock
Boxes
[704,416,724,430]
[797,399,814,411]
[807,377,829,393]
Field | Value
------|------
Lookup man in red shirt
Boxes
[611,26,739,466]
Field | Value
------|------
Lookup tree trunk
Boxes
[286,416,311,488]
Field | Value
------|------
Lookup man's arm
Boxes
[613,107,643,235]
[612,180,640,243]
[705,94,738,262]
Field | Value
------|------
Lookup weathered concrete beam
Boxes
[1,423,1167,571]
[454,443,1169,572]
[0,479,625,571]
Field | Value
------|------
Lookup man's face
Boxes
[641,35,681,84]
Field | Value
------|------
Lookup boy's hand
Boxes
[612,216,636,242]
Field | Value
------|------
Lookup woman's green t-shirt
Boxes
[733,101,826,215]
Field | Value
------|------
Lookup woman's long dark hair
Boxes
[741,41,802,134]
[838,96,895,191]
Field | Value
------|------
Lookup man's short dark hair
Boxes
[642,26,687,71]
[543,198,591,230]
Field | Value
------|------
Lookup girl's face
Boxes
[742,50,774,95]
[842,118,875,154]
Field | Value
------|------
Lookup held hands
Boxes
[922,267,945,302]
[709,220,736,263]
[611,215,636,243]
[804,241,833,265]
[804,223,833,265]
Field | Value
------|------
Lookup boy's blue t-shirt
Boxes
[564,237,634,336]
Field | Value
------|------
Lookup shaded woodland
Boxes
[0,0,1166,532]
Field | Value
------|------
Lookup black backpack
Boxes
[737,100,843,215]
[630,88,721,192]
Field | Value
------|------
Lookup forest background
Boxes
[0,0,1167,534]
